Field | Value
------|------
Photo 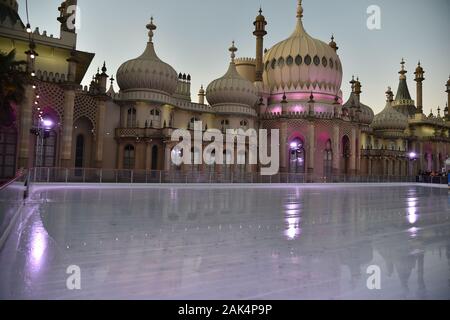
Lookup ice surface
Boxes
[0,184,449,300]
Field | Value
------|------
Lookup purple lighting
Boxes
[42,119,53,128]
[409,152,417,159]
[290,142,298,149]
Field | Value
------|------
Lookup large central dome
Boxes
[116,18,178,96]
[263,1,343,99]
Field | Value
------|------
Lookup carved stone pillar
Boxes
[60,85,76,167]
[95,97,107,168]
[308,123,315,174]
[18,84,34,168]
[332,125,340,174]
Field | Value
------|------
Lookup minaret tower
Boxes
[253,7,267,82]
[414,61,425,115]
[446,76,450,115]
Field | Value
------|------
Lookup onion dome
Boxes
[343,77,374,125]
[372,87,408,131]
[263,0,342,98]
[116,18,178,96]
[206,42,258,107]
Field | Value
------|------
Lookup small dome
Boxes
[116,18,178,95]
[343,92,374,125]
[206,42,258,107]
[372,88,408,131]
[263,1,342,97]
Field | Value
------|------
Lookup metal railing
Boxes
[0,170,28,247]
[27,167,448,185]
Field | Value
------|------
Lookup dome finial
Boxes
[146,16,157,42]
[297,0,304,19]
[229,41,238,62]
[399,58,407,80]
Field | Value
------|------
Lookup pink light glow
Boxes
[271,92,341,103]
[291,105,304,113]
[271,107,282,114]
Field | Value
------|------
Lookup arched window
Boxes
[75,134,84,168]
[342,136,351,175]
[240,120,249,130]
[324,139,333,178]
[127,108,137,128]
[123,145,135,170]
[289,138,306,174]
[35,129,57,168]
[149,108,161,128]
[151,145,158,171]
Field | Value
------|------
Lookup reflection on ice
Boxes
[0,184,449,300]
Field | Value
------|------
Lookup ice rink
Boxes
[0,184,449,300]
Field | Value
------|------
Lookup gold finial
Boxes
[146,16,157,42]
[297,0,304,19]
[229,41,238,62]
[399,58,407,80]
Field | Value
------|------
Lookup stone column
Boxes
[332,125,340,175]
[18,84,34,168]
[95,97,107,168]
[60,86,76,168]
[279,121,288,172]
[308,123,315,174]
[146,143,152,171]
[350,128,357,175]
[164,144,171,171]
[419,142,424,172]
[356,128,362,174]
[117,142,124,169]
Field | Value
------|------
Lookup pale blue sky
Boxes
[18,0,450,114]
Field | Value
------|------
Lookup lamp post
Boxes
[408,152,417,177]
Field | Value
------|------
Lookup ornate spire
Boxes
[297,0,304,19]
[329,34,339,52]
[229,41,237,63]
[146,17,157,42]
[399,58,407,80]
[354,77,362,95]
[281,92,288,104]
[350,75,356,92]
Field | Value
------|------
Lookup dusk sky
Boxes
[18,0,450,114]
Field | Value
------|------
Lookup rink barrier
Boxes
[0,170,28,249]
[27,167,448,185]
